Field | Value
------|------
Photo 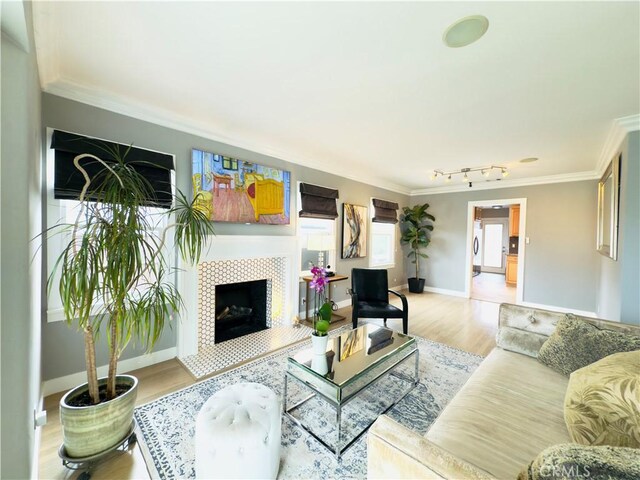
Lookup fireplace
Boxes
[196,255,287,349]
[214,279,268,343]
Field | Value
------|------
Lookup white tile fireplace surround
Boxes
[197,257,285,348]
[178,235,299,365]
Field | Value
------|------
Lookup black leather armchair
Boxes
[348,268,409,334]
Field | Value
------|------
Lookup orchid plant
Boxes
[309,264,331,336]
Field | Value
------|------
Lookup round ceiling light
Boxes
[520,157,539,163]
[443,15,489,48]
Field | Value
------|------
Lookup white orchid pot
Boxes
[311,333,328,356]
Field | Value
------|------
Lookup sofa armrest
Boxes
[368,415,496,480]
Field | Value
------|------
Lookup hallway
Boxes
[472,272,516,304]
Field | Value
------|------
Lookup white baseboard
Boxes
[390,283,408,291]
[518,301,598,319]
[42,347,177,397]
[422,286,468,298]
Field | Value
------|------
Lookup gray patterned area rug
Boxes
[134,331,483,479]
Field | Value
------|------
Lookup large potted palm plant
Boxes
[400,203,436,293]
[48,142,214,458]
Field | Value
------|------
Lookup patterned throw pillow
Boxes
[564,351,640,448]
[518,443,640,480]
[537,315,640,376]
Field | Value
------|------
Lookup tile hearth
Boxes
[179,325,313,379]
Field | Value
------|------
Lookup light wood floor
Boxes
[38,291,498,479]
[472,272,516,304]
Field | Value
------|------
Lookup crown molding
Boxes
[596,113,640,177]
[409,170,599,196]
[32,0,59,88]
[40,79,636,199]
[617,113,640,132]
[41,79,412,196]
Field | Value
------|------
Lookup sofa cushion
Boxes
[425,348,571,480]
[538,315,640,376]
[517,443,640,480]
[565,350,640,448]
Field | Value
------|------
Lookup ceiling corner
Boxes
[32,0,59,88]
[597,114,640,176]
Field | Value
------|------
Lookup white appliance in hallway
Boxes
[473,220,482,276]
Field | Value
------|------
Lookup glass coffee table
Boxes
[283,324,419,459]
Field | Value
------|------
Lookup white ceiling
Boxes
[32,1,640,195]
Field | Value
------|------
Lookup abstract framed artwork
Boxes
[191,149,291,224]
[341,203,367,259]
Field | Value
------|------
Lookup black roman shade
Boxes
[299,183,339,219]
[51,130,174,208]
[372,198,399,224]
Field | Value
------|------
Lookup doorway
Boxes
[465,199,526,304]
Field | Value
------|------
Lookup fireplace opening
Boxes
[215,279,268,343]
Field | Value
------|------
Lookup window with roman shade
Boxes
[372,198,399,224]
[51,130,175,208]
[298,182,339,219]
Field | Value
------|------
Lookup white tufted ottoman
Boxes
[195,382,281,479]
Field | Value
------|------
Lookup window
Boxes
[298,217,336,276]
[45,129,176,322]
[370,221,396,268]
[296,181,339,276]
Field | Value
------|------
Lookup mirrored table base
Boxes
[283,348,419,460]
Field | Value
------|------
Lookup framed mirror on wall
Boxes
[597,153,621,260]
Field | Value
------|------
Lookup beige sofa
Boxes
[367,303,640,479]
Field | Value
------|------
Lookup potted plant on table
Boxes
[309,264,331,354]
[400,203,436,293]
[47,142,215,458]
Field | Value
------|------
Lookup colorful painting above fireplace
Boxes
[192,149,291,224]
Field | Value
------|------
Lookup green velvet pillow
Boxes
[537,315,640,376]
[518,443,640,480]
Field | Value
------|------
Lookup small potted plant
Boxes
[400,203,436,293]
[309,264,331,354]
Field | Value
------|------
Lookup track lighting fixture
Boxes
[430,165,508,186]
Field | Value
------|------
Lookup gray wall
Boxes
[411,181,599,312]
[1,3,43,478]
[41,93,409,380]
[597,132,640,324]
[596,138,626,321]
[620,132,639,324]
[294,169,409,313]
[598,131,640,324]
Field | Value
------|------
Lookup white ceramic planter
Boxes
[60,374,138,458]
[311,333,328,356]
[311,354,329,375]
